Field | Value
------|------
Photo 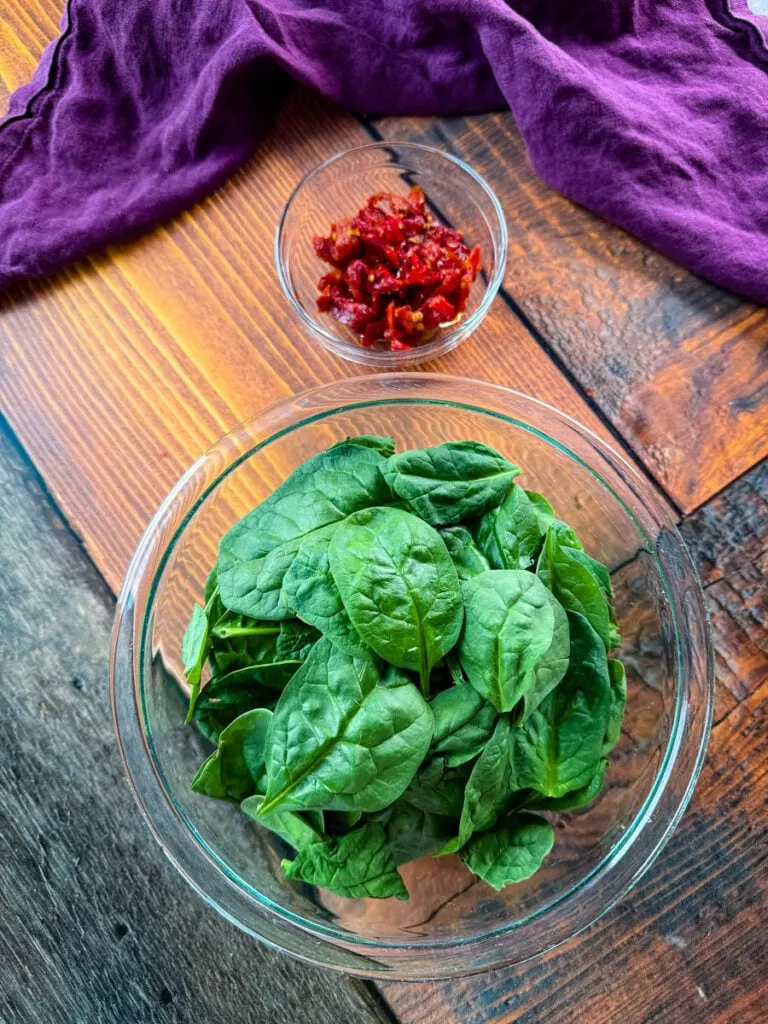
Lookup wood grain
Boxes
[382,459,768,1024]
[368,113,768,512]
[0,422,395,1024]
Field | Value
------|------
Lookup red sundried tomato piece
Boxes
[420,294,456,329]
[312,187,481,352]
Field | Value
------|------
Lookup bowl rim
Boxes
[111,373,714,979]
[274,142,509,366]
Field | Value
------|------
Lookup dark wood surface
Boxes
[2,4,768,1022]
[0,422,395,1024]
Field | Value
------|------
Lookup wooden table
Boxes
[1,6,767,1022]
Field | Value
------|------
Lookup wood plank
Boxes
[368,113,768,512]
[0,89,621,596]
[382,459,768,1023]
[0,421,395,1024]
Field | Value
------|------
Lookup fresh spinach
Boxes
[460,814,554,890]
[241,795,325,851]
[185,435,626,900]
[603,658,627,754]
[521,590,570,721]
[476,483,542,571]
[456,716,514,847]
[536,528,613,650]
[329,507,463,696]
[282,822,408,900]
[260,639,433,814]
[439,525,490,581]
[385,801,456,866]
[402,757,470,818]
[380,441,521,526]
[429,683,497,767]
[511,612,611,798]
[218,441,393,620]
[525,758,607,812]
[282,531,368,656]
[459,570,555,712]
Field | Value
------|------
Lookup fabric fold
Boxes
[1,0,767,303]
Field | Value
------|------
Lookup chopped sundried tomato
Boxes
[312,187,481,351]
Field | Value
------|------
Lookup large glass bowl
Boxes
[111,374,714,980]
[275,143,507,367]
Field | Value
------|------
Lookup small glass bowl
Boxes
[111,374,714,980]
[275,143,507,367]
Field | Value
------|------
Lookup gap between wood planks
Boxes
[357,117,683,520]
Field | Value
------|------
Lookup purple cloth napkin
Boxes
[2,0,767,302]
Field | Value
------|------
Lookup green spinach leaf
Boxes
[536,528,612,649]
[402,757,470,818]
[525,490,554,533]
[329,507,463,696]
[329,435,396,456]
[260,639,433,814]
[182,602,211,724]
[459,570,555,712]
[460,814,554,890]
[380,441,521,526]
[218,441,393,620]
[511,612,611,798]
[385,801,456,866]
[282,531,368,656]
[525,758,607,812]
[282,822,408,900]
[457,716,514,847]
[476,484,542,570]
[241,795,325,851]
[192,708,272,802]
[429,683,497,767]
[603,658,626,754]
[439,525,490,581]
[521,590,570,721]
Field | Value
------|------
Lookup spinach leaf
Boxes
[439,525,490,581]
[282,822,408,900]
[457,716,514,847]
[525,490,554,533]
[521,591,570,721]
[329,507,463,696]
[402,757,470,818]
[192,708,272,802]
[511,612,611,798]
[204,567,219,605]
[460,814,554,890]
[276,619,321,661]
[282,531,368,656]
[385,801,456,866]
[525,758,607,811]
[181,602,211,724]
[260,639,434,814]
[429,683,497,767]
[190,750,228,800]
[552,519,583,550]
[241,795,325,852]
[476,484,542,571]
[459,570,555,712]
[329,435,396,456]
[218,441,393,620]
[603,658,627,754]
[380,441,521,526]
[536,528,612,649]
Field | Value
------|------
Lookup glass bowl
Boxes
[275,143,507,367]
[111,374,714,980]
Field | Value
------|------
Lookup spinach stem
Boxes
[212,625,281,639]
[419,664,430,700]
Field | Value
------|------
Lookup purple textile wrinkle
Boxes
[1,0,767,303]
